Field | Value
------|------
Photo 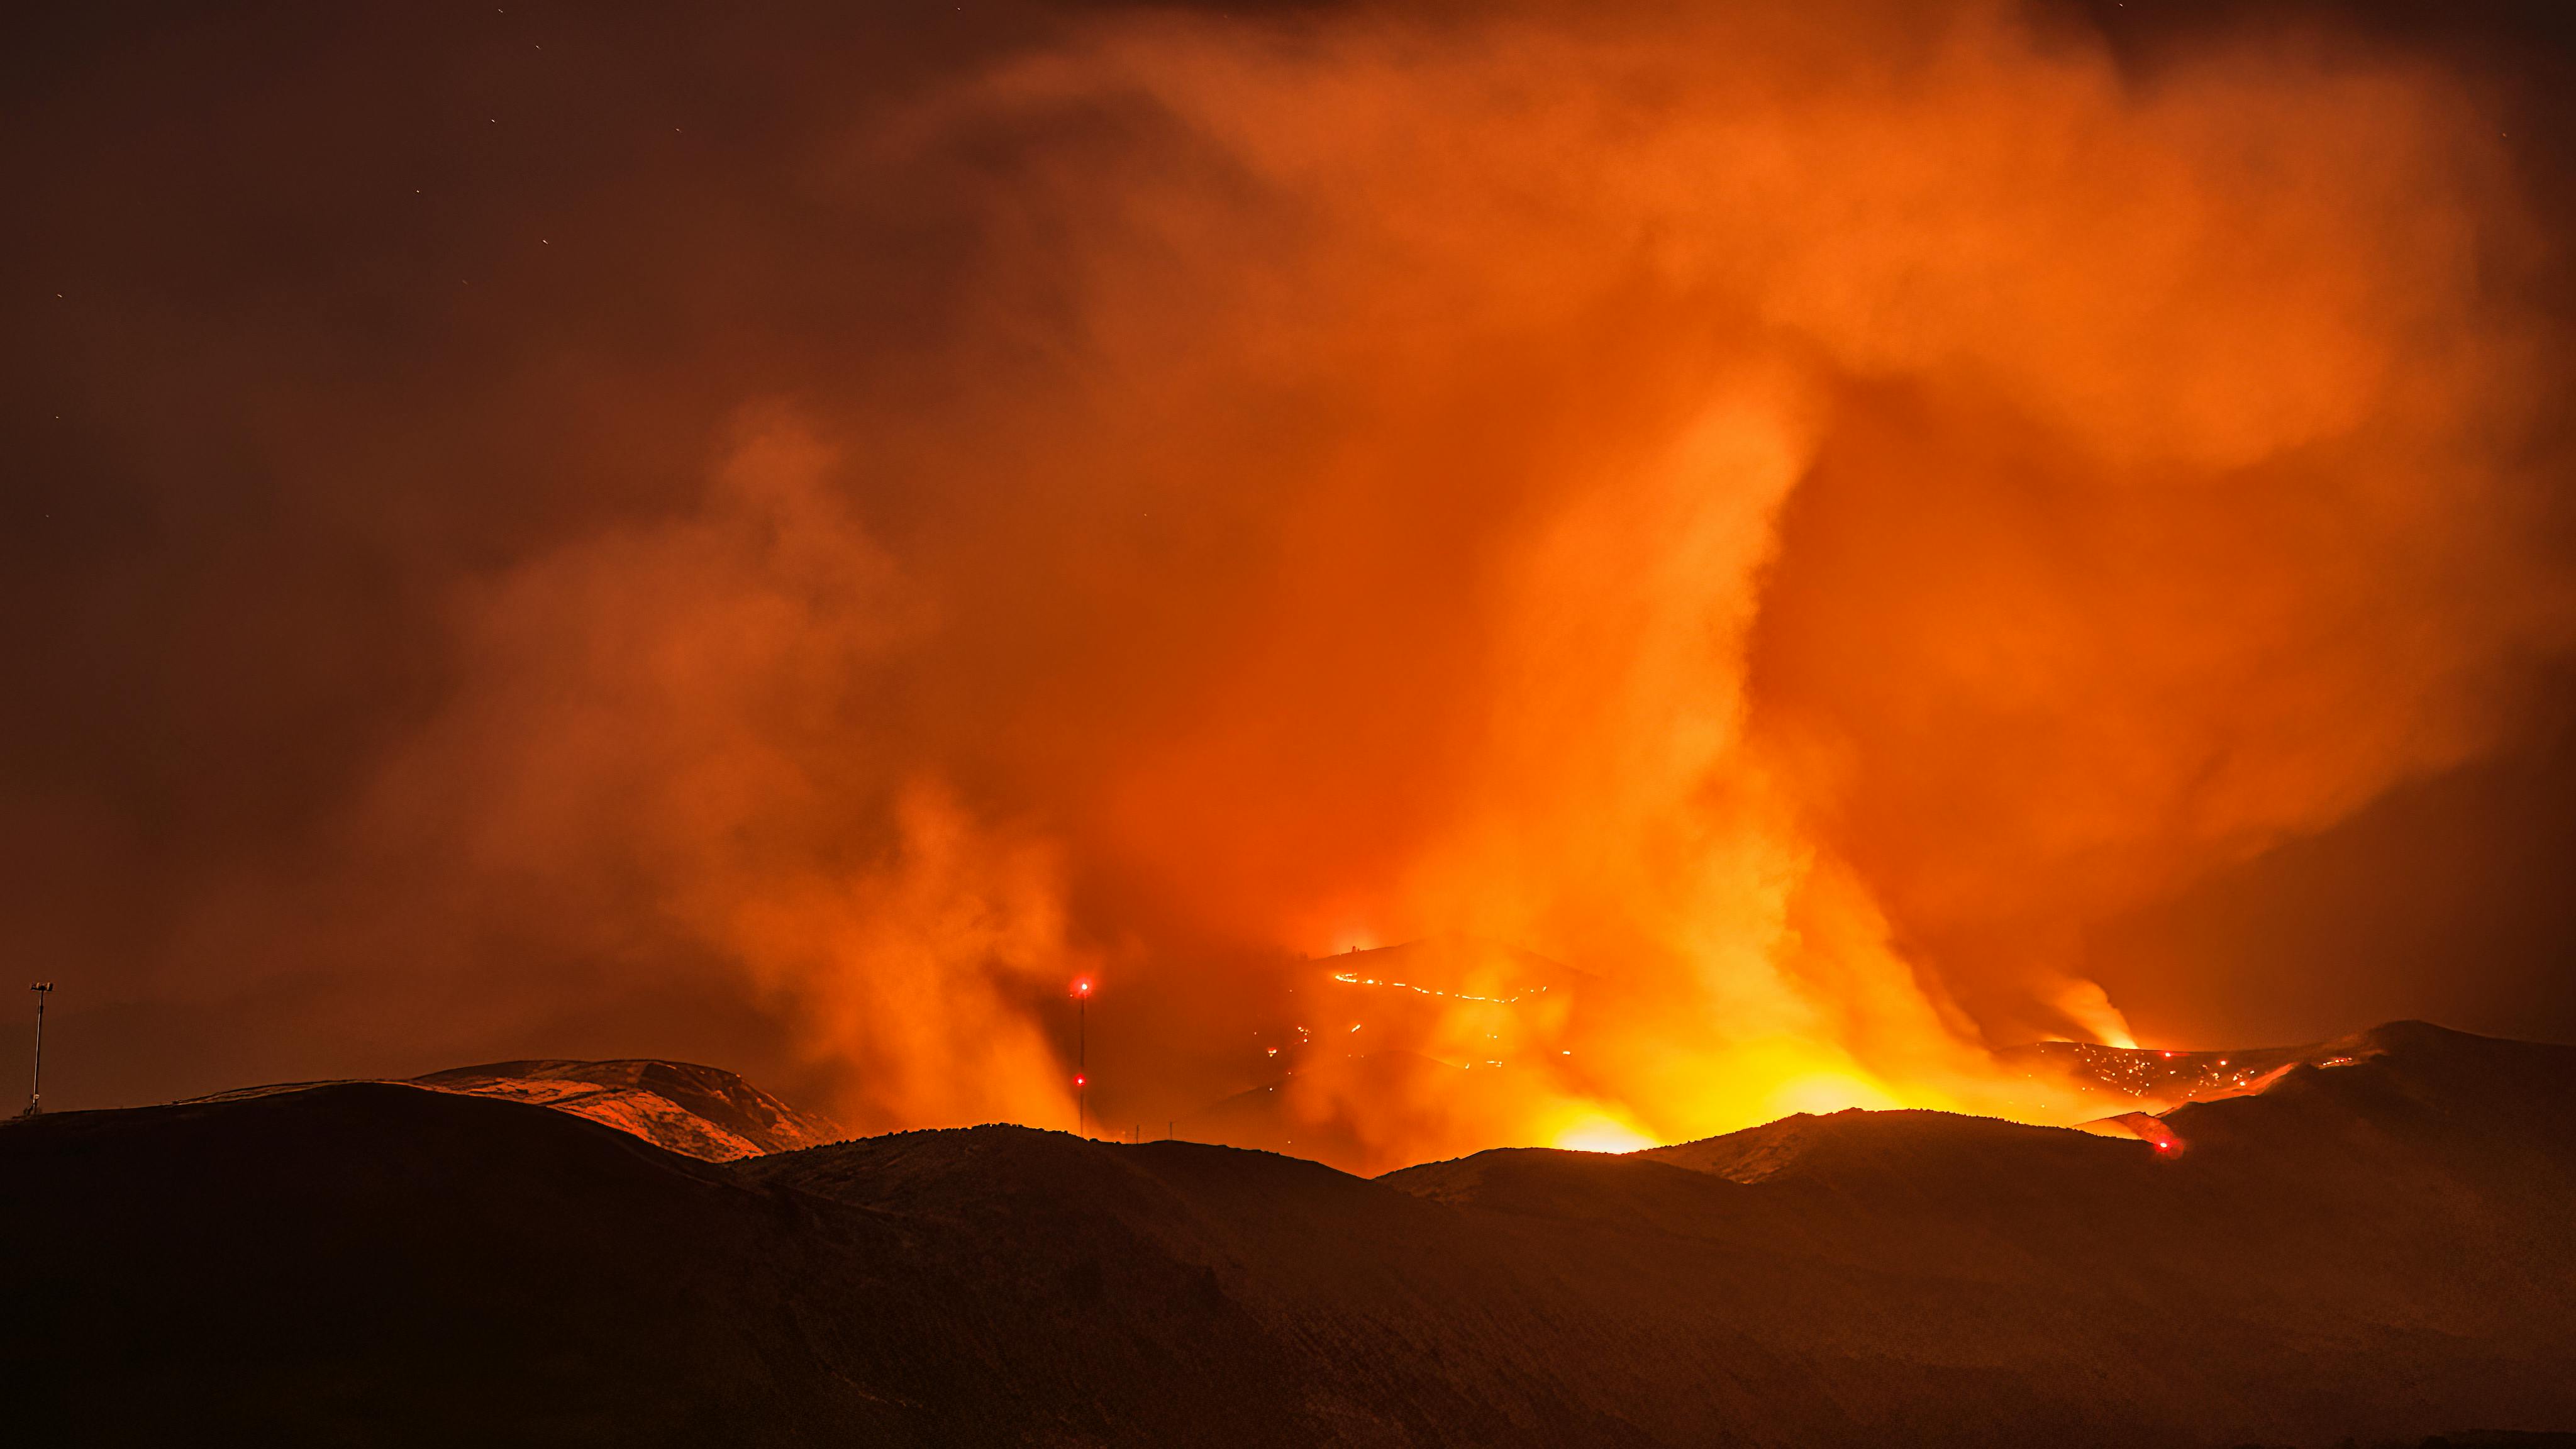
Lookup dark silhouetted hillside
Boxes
[4,1023,2572,1447]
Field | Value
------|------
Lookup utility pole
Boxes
[1074,977,1091,1138]
[23,982,53,1118]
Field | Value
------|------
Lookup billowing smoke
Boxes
[18,1,2572,1169]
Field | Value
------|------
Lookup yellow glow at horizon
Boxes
[1767,1071,1906,1118]
[1550,1115,1659,1154]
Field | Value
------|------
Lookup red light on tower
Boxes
[1072,979,1092,1138]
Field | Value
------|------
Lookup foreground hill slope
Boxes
[3,1023,2572,1447]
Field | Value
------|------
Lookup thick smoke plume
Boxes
[21,1,2572,1169]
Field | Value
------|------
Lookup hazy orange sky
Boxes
[8,0,2576,1167]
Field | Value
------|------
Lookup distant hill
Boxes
[1198,935,1595,1163]
[1998,1026,2404,1114]
[5,1022,2573,1446]
[412,1058,842,1160]
[183,1057,841,1161]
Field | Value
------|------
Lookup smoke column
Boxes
[12,1,2572,1169]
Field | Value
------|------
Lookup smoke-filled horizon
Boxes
[9,0,2576,1169]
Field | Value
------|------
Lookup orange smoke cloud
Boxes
[338,1,2569,1166]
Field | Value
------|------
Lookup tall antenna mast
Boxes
[23,982,53,1118]
[1073,977,1092,1138]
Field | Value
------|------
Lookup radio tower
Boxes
[1073,977,1092,1138]
[23,982,53,1118]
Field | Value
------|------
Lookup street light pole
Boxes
[25,982,53,1118]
